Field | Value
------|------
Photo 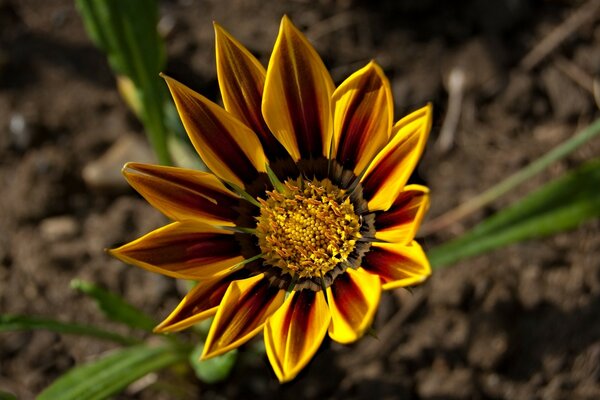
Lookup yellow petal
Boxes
[264,289,330,382]
[122,162,239,226]
[202,274,285,358]
[262,16,335,161]
[375,184,430,243]
[162,74,267,188]
[154,271,246,333]
[108,221,243,280]
[326,267,381,344]
[361,104,432,211]
[332,61,393,174]
[363,240,431,290]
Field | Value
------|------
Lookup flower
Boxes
[109,16,432,383]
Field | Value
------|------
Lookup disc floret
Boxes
[256,178,361,279]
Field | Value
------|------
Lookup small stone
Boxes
[9,113,32,150]
[501,72,534,115]
[541,66,590,120]
[468,329,509,370]
[82,134,155,192]
[40,216,78,241]
[417,365,475,399]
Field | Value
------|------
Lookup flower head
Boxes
[110,16,432,382]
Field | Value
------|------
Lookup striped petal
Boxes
[363,241,431,290]
[326,267,381,344]
[262,16,335,161]
[375,184,430,243]
[361,104,432,211]
[332,61,393,175]
[264,289,330,383]
[109,220,243,280]
[122,162,239,226]
[215,24,285,154]
[202,274,285,358]
[154,270,247,333]
[162,74,267,188]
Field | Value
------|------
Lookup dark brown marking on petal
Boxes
[165,270,248,326]
[210,278,281,340]
[178,92,259,184]
[279,35,325,160]
[361,127,420,201]
[375,190,424,231]
[127,170,240,222]
[330,273,368,324]
[123,232,241,272]
[336,72,380,170]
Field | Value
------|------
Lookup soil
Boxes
[1,0,600,399]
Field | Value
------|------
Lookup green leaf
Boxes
[71,279,156,332]
[0,390,17,400]
[75,0,171,165]
[430,159,600,268]
[0,315,138,345]
[38,343,189,400]
[189,342,237,384]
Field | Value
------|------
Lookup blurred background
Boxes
[1,0,599,398]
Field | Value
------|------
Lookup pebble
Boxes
[417,365,475,399]
[82,134,155,192]
[541,66,590,120]
[9,113,32,150]
[39,216,78,241]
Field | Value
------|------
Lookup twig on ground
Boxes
[436,67,466,154]
[520,0,600,71]
[554,55,595,95]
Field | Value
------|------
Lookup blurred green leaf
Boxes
[0,315,138,345]
[0,390,17,400]
[71,279,156,332]
[189,342,237,384]
[430,159,600,268]
[75,0,171,164]
[37,343,188,400]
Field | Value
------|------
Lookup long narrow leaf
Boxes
[430,159,600,268]
[0,315,138,345]
[71,279,156,332]
[37,344,189,400]
[75,0,171,164]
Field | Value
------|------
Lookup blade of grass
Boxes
[0,315,139,345]
[422,117,600,234]
[37,343,189,400]
[76,0,171,164]
[71,279,156,332]
[429,159,600,268]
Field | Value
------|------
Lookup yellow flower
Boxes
[109,16,432,383]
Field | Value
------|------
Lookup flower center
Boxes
[256,178,361,279]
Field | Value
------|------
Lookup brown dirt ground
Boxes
[1,0,600,399]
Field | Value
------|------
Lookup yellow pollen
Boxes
[256,178,361,279]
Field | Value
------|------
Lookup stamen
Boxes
[255,178,361,279]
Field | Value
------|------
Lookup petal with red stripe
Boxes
[262,16,335,161]
[361,104,432,211]
[202,274,285,358]
[264,289,330,382]
[363,240,431,290]
[162,74,267,188]
[123,162,240,225]
[332,61,393,175]
[375,184,430,243]
[108,221,243,280]
[326,267,381,344]
[154,270,248,333]
[214,24,289,160]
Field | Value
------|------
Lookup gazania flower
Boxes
[110,16,432,382]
